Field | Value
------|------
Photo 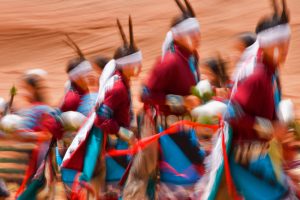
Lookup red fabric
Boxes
[60,90,81,112]
[107,120,219,157]
[221,122,237,199]
[60,82,89,112]
[230,50,277,143]
[15,140,42,198]
[63,71,131,171]
[94,71,131,135]
[62,139,88,171]
[40,113,64,139]
[61,111,92,170]
[71,173,96,200]
[142,43,199,115]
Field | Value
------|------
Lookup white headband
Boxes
[26,69,48,77]
[257,24,291,47]
[69,60,93,81]
[115,51,143,66]
[171,17,200,35]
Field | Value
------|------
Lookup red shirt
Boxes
[230,50,278,143]
[60,82,87,112]
[142,43,199,114]
[95,70,131,135]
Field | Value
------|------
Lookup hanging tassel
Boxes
[220,120,242,200]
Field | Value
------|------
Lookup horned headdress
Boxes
[162,0,200,58]
[113,16,142,66]
[256,0,291,48]
[64,35,93,81]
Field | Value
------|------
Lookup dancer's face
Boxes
[20,82,35,102]
[122,62,142,78]
[174,31,201,52]
[73,76,88,91]
[202,64,219,87]
[233,40,246,58]
[278,39,291,64]
[263,38,290,67]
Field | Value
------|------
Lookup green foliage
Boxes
[201,92,214,103]
[197,115,219,125]
[191,86,201,99]
[291,121,300,140]
[10,85,17,96]
[190,86,214,103]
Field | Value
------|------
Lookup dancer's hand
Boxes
[118,127,136,145]
[85,71,99,93]
[215,88,230,99]
[184,95,201,111]
[272,122,288,141]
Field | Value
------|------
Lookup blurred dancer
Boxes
[135,0,204,199]
[60,40,91,112]
[54,37,103,198]
[234,32,257,56]
[15,69,63,199]
[61,57,108,113]
[201,56,231,101]
[142,0,201,114]
[57,65,100,199]
[0,97,9,200]
[231,32,259,88]
[92,55,110,75]
[61,16,142,200]
[196,1,296,199]
[0,179,9,199]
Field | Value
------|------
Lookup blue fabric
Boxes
[80,126,103,182]
[225,102,236,120]
[19,105,59,130]
[17,176,45,200]
[105,157,126,182]
[61,168,78,187]
[55,147,62,166]
[141,86,150,98]
[169,42,198,82]
[77,93,98,116]
[272,72,281,111]
[105,139,129,182]
[128,90,134,123]
[189,129,203,153]
[146,175,156,200]
[56,148,78,187]
[230,155,287,200]
[248,154,278,184]
[97,104,113,119]
[224,100,246,121]
[188,56,199,83]
[159,132,203,185]
[170,42,175,53]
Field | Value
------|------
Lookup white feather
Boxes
[62,60,119,165]
[191,100,227,118]
[194,123,230,200]
[161,31,174,59]
[0,98,6,113]
[232,40,259,87]
[196,80,212,96]
[0,114,23,133]
[61,111,87,131]
[278,99,295,124]
[99,59,116,88]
